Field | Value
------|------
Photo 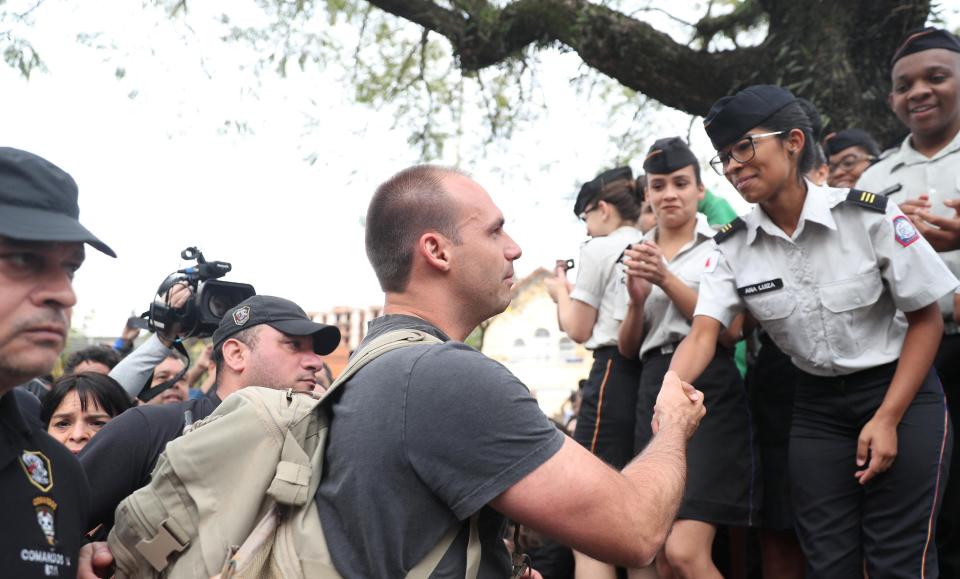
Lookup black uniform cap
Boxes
[642,137,698,175]
[703,85,797,151]
[823,129,881,157]
[573,166,633,217]
[212,295,342,355]
[891,27,960,66]
[0,147,115,257]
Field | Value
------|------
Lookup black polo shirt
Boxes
[0,389,90,578]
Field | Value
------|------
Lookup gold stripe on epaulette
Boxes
[860,192,876,204]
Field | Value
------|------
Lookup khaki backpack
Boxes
[108,328,481,579]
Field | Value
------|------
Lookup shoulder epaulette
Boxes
[713,217,745,244]
[845,189,887,213]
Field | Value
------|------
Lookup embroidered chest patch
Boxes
[19,450,53,492]
[33,496,58,546]
[737,278,784,297]
[893,216,920,247]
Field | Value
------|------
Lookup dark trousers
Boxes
[934,334,960,577]
[572,347,641,469]
[790,364,952,579]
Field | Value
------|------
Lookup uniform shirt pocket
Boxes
[817,270,883,358]
[744,289,796,353]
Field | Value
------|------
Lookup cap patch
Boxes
[233,305,251,326]
[893,216,920,247]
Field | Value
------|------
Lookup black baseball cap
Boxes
[891,27,960,66]
[703,85,797,151]
[0,147,115,257]
[212,295,341,355]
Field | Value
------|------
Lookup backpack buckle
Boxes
[135,517,191,571]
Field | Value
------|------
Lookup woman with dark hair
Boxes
[41,372,134,454]
[618,137,757,578]
[545,167,647,579]
[666,84,957,577]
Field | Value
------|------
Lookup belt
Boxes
[641,341,681,362]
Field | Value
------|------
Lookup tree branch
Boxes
[366,0,751,116]
[694,0,764,45]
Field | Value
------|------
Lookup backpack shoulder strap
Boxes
[404,514,480,579]
[321,329,443,401]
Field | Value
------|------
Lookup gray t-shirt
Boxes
[315,315,565,578]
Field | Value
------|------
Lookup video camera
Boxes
[141,247,256,339]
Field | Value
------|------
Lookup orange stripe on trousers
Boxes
[920,404,950,578]
[589,359,614,454]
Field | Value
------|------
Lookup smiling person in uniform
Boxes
[669,84,957,577]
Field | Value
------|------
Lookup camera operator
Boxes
[108,282,192,404]
[80,294,340,534]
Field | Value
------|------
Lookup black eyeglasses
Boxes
[828,153,876,174]
[709,131,784,175]
[578,204,599,222]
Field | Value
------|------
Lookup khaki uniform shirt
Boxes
[571,225,643,350]
[695,181,958,377]
[615,214,717,359]
[856,130,960,316]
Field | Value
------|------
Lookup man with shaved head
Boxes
[314,165,705,578]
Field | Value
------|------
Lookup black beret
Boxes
[574,166,633,217]
[823,129,880,157]
[642,137,698,175]
[891,27,960,66]
[703,85,797,151]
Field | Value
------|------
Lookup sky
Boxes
[1,1,956,337]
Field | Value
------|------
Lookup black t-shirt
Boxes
[79,395,220,531]
[0,389,90,578]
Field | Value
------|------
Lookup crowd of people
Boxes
[0,23,958,579]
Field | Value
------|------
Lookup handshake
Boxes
[653,370,706,438]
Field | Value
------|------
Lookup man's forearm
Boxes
[619,425,687,551]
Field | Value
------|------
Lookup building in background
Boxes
[309,305,382,376]
[481,268,593,419]
[310,268,592,419]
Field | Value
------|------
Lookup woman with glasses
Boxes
[666,84,956,577]
[545,167,647,579]
[823,128,881,188]
[617,137,757,578]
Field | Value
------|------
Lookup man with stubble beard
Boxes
[0,147,116,578]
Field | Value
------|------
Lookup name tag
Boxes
[737,278,784,297]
